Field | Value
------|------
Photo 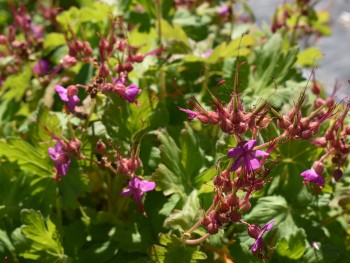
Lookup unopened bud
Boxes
[69,138,81,152]
[61,55,77,68]
[311,82,321,95]
[133,53,144,63]
[312,137,327,147]
[114,63,124,73]
[201,216,211,226]
[227,194,239,207]
[67,85,78,96]
[253,181,265,190]
[76,40,84,50]
[0,35,7,45]
[127,157,141,171]
[325,97,334,107]
[333,169,343,181]
[301,130,312,140]
[220,202,230,213]
[83,41,93,56]
[124,62,134,72]
[98,63,110,78]
[239,200,251,213]
[213,176,223,186]
[96,140,106,154]
[312,161,324,174]
[247,224,261,239]
[345,125,350,135]
[229,210,241,222]
[314,98,325,108]
[117,39,127,51]
[207,223,219,234]
[324,130,334,141]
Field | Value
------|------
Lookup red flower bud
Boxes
[333,169,343,181]
[312,161,324,174]
[248,224,261,239]
[67,85,78,96]
[124,62,134,72]
[133,53,144,63]
[96,140,106,154]
[98,63,110,78]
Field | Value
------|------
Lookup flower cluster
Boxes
[60,19,162,106]
[179,79,340,258]
[48,136,83,182]
[0,3,58,87]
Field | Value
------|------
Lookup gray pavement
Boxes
[249,0,350,99]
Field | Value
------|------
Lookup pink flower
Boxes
[121,177,155,213]
[178,107,198,121]
[55,85,80,112]
[300,168,325,186]
[218,3,229,16]
[250,221,275,257]
[48,142,71,176]
[33,59,50,76]
[123,84,140,102]
[228,140,269,172]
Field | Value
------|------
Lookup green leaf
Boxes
[20,209,68,261]
[0,66,32,101]
[161,19,191,54]
[244,195,289,224]
[277,229,307,259]
[0,139,52,177]
[0,229,15,253]
[58,167,90,209]
[180,122,205,179]
[43,33,66,55]
[163,190,201,231]
[296,47,323,67]
[243,34,302,107]
[151,126,206,197]
[150,234,206,263]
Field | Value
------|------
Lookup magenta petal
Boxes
[140,181,156,192]
[48,147,56,160]
[227,147,244,158]
[243,140,257,151]
[230,158,243,171]
[254,150,269,157]
[246,156,260,170]
[301,169,324,186]
[121,189,132,196]
[55,85,68,101]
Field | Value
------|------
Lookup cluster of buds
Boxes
[201,140,272,233]
[273,90,335,140]
[48,136,84,182]
[179,78,341,258]
[308,102,350,183]
[271,1,324,40]
[179,86,271,137]
[61,18,162,105]
[0,3,47,85]
[96,140,155,215]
